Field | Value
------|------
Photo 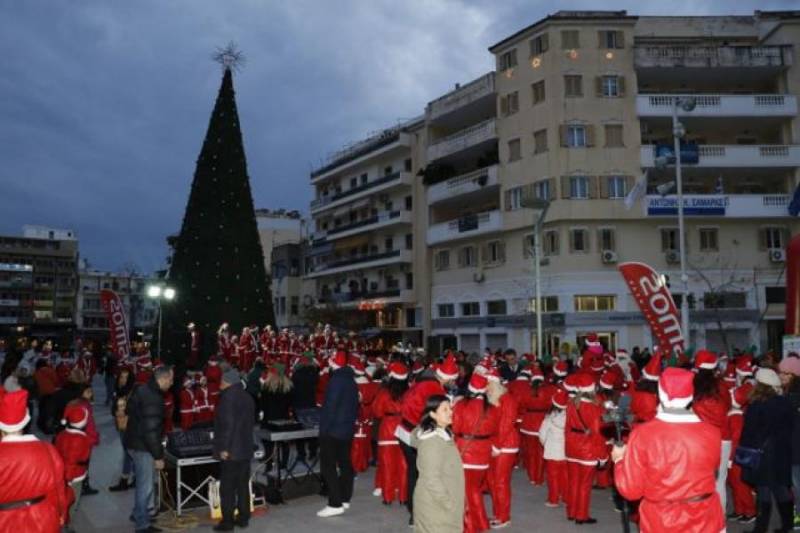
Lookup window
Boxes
[532,129,548,154]
[570,228,590,253]
[564,75,583,97]
[384,165,393,176]
[530,33,549,55]
[534,179,551,200]
[487,300,508,315]
[385,237,393,251]
[438,303,455,318]
[501,91,519,116]
[349,177,357,188]
[405,195,412,210]
[543,230,560,256]
[699,228,719,251]
[570,176,590,198]
[763,227,785,249]
[661,228,680,252]
[528,296,559,312]
[604,125,624,147]
[766,286,786,304]
[360,173,368,185]
[435,249,450,271]
[574,295,616,312]
[561,30,580,49]
[599,228,616,251]
[461,302,481,316]
[290,296,299,315]
[598,30,624,49]
[531,80,546,105]
[405,272,413,290]
[405,233,413,249]
[404,158,412,172]
[499,49,517,70]
[704,292,746,309]
[483,240,506,265]
[599,76,620,97]
[607,175,627,198]
[458,246,477,267]
[506,186,524,210]
[567,125,586,147]
[508,138,521,162]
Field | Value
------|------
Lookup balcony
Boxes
[637,94,797,118]
[427,119,497,162]
[640,144,800,168]
[317,210,412,242]
[643,194,791,218]
[317,289,414,308]
[306,249,412,279]
[427,72,495,122]
[427,209,503,246]
[311,130,412,183]
[427,165,499,205]
[634,45,793,70]
[310,171,413,214]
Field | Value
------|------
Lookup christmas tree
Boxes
[160,47,273,366]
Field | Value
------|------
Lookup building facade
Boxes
[271,241,315,329]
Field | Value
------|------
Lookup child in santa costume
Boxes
[518,368,553,485]
[539,388,568,507]
[178,375,196,431]
[0,387,69,533]
[452,373,500,533]
[612,367,725,533]
[371,362,409,505]
[350,359,377,473]
[55,402,92,526]
[486,368,519,529]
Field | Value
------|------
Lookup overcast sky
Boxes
[0,0,795,273]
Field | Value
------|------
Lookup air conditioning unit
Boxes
[601,250,618,264]
[473,272,486,283]
[665,250,680,265]
[769,248,786,263]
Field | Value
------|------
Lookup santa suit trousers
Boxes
[728,464,756,517]
[545,459,567,505]
[488,452,517,524]
[522,435,545,485]
[377,444,407,503]
[464,468,490,533]
[350,434,371,473]
[566,462,595,521]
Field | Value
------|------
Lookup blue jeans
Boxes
[130,450,155,530]
[119,431,134,478]
[793,464,800,514]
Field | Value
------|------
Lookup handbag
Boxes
[208,478,255,520]
[733,445,763,470]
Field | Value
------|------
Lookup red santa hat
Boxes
[553,360,568,378]
[575,372,596,393]
[530,368,545,382]
[642,353,662,381]
[563,373,579,393]
[329,350,347,370]
[182,375,194,388]
[552,388,568,409]
[412,359,424,374]
[599,371,616,390]
[693,350,718,370]
[735,356,754,377]
[468,373,489,395]
[603,353,616,368]
[722,365,736,384]
[658,367,694,409]
[484,367,501,383]
[517,369,532,381]
[584,333,603,355]
[350,359,366,376]
[137,355,152,368]
[388,362,409,381]
[615,349,629,360]
[0,387,30,433]
[731,383,753,409]
[436,353,459,382]
[61,403,89,429]
[590,358,605,373]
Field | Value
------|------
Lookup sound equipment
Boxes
[295,407,320,429]
[167,428,214,458]
[266,419,305,433]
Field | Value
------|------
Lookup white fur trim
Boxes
[656,407,701,423]
[697,362,717,370]
[377,440,399,446]
[0,411,30,433]
[493,447,519,454]
[727,408,743,416]
[566,456,605,467]
[642,369,659,381]
[436,368,457,381]
[0,434,38,442]
[519,429,540,436]
[462,464,490,470]
[416,427,451,442]
[658,385,692,409]
[468,385,487,394]
[389,371,408,380]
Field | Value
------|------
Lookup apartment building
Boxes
[425,10,799,355]
[307,117,427,344]
[271,241,315,329]
[0,226,79,338]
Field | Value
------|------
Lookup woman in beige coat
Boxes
[412,394,464,533]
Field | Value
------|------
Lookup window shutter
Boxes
[525,183,536,202]
[588,176,599,199]
[523,236,531,258]
[434,252,441,271]
[568,230,575,252]
[553,231,560,254]
[498,241,506,262]
[618,76,626,96]
[624,175,635,193]
[597,31,605,48]
[500,96,508,116]
[504,189,512,211]
[541,33,549,53]
[615,31,625,49]
[560,176,570,198]
[781,227,790,249]
[595,76,603,97]
[758,228,768,250]
[586,125,596,147]
[457,248,465,267]
[599,176,609,198]
[481,243,490,263]
[547,177,556,200]
[559,124,569,147]
[583,230,591,252]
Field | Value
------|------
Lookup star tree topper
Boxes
[213,42,245,72]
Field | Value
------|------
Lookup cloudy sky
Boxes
[0,0,795,273]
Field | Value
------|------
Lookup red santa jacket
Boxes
[630,389,659,425]
[194,386,213,423]
[565,398,608,465]
[372,387,404,445]
[491,392,519,454]
[75,399,99,447]
[179,388,196,430]
[692,384,732,440]
[614,410,724,533]
[54,428,91,482]
[452,397,500,469]
[727,406,744,463]
[0,435,69,533]
[163,391,174,433]
[396,377,446,445]
[519,383,555,436]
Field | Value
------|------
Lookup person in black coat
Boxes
[316,353,359,518]
[213,367,256,531]
[291,354,319,461]
[259,365,293,472]
[498,349,521,382]
[739,368,794,533]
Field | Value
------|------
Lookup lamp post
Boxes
[522,197,551,359]
[146,284,176,359]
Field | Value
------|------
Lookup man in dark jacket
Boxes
[124,365,173,533]
[213,367,255,531]
[316,351,359,518]
[291,353,320,461]
[498,349,521,382]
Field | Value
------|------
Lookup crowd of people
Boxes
[1,325,799,533]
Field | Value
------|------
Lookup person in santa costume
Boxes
[612,367,725,533]
[452,372,500,533]
[539,387,569,507]
[205,358,223,408]
[0,387,69,533]
[194,374,214,424]
[726,383,756,523]
[238,327,256,373]
[179,375,196,431]
[395,352,458,525]
[630,352,662,426]
[371,361,409,505]
[486,368,519,529]
[54,402,92,527]
[350,359,377,473]
[564,372,607,524]
[518,367,554,485]
[217,323,232,360]
[187,322,201,370]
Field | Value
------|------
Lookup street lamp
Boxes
[522,196,551,360]
[146,283,176,359]
[655,96,696,350]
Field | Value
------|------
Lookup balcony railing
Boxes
[634,45,793,69]
[427,118,497,162]
[427,209,503,245]
[310,171,411,213]
[637,94,798,117]
[427,165,499,205]
[327,210,403,236]
[643,194,791,218]
[427,72,495,120]
[308,249,412,278]
[640,144,800,168]
[318,289,402,304]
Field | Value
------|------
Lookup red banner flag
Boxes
[618,262,685,355]
[101,289,131,359]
